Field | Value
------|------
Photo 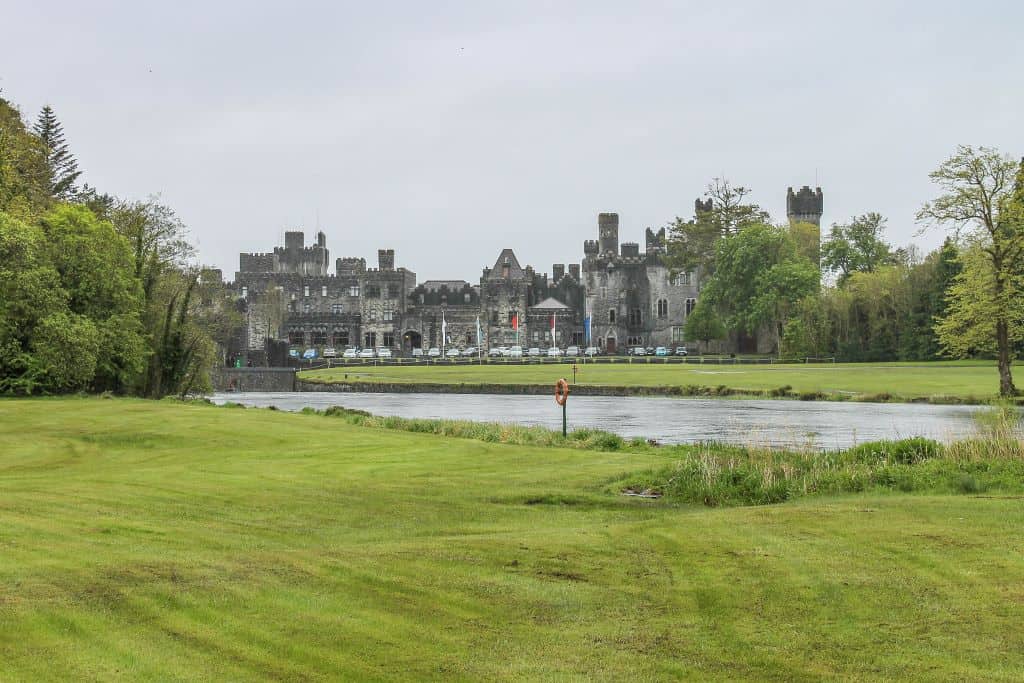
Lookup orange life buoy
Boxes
[554,378,570,406]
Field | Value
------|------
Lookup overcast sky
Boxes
[2,1,1022,281]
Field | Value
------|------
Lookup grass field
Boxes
[2,398,1024,680]
[300,360,1006,401]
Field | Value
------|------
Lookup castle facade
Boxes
[229,187,823,356]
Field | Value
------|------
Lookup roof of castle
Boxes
[487,249,525,280]
[530,297,570,310]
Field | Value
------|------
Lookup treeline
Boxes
[0,95,236,396]
[669,148,1024,396]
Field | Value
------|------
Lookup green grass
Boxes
[2,398,1024,680]
[299,360,1006,402]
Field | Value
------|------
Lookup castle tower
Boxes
[378,249,395,271]
[786,186,824,227]
[598,213,619,256]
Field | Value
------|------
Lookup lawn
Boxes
[300,360,1004,401]
[1,398,1023,680]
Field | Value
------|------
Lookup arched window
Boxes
[657,299,668,318]
[685,298,697,316]
[608,309,616,323]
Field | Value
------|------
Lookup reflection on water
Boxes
[212,392,985,450]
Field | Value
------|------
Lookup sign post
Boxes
[555,378,570,437]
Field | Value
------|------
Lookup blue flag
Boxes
[584,314,591,345]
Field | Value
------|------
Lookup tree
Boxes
[918,146,1024,396]
[821,212,895,284]
[665,178,771,275]
[698,223,819,351]
[0,97,49,217]
[684,302,726,347]
[32,105,81,200]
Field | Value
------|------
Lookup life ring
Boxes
[554,378,570,406]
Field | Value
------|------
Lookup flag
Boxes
[584,312,592,346]
[476,316,482,346]
[441,311,447,348]
[550,313,556,347]
[511,312,518,330]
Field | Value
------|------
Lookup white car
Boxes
[565,346,579,357]
[376,347,392,359]
[322,347,337,358]
[527,347,542,357]
[412,348,424,357]
[487,347,503,357]
[508,346,523,358]
[584,346,600,357]
[462,346,478,356]
[445,347,460,358]
[342,347,359,359]
[427,347,441,357]
[358,348,375,359]
[547,347,562,357]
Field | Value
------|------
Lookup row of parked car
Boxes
[302,345,689,360]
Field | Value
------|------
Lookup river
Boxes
[211,392,988,450]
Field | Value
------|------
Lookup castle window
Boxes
[349,285,360,297]
[685,298,697,316]
[383,309,393,322]
[311,329,327,346]
[288,330,304,345]
[331,304,343,314]
[657,299,668,319]
[304,286,310,297]
[366,285,381,298]
[303,303,311,314]
[241,286,248,299]
[419,293,425,304]
[364,332,377,348]
[383,333,395,347]
[387,285,398,299]
[291,292,297,301]
[464,293,471,303]
[628,308,642,326]
[333,329,349,347]
[672,326,685,343]
[321,286,328,297]
[466,332,474,345]
[608,309,616,324]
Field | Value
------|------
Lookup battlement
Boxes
[552,264,565,281]
[239,252,278,273]
[621,242,640,257]
[787,186,824,226]
[378,248,395,271]
[568,264,580,281]
[598,212,619,256]
[694,197,713,215]
[336,257,366,276]
[583,240,599,255]
[645,227,666,253]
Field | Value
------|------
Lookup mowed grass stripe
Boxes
[1,398,1023,679]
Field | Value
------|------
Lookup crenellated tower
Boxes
[786,186,824,227]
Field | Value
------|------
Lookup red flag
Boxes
[511,312,518,330]
[550,313,555,331]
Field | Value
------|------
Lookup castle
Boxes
[228,187,823,358]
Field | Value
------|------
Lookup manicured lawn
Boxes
[1,398,1023,680]
[301,360,1004,401]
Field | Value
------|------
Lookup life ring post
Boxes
[555,378,570,437]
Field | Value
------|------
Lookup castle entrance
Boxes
[403,330,422,351]
[606,336,617,353]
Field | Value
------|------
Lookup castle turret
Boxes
[568,264,580,280]
[378,249,395,271]
[694,197,713,215]
[786,186,824,227]
[552,264,565,281]
[645,227,666,254]
[285,231,304,252]
[598,213,619,256]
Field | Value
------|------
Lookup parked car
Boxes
[630,346,646,356]
[289,349,300,358]
[302,348,317,359]
[654,346,668,356]
[508,345,523,358]
[412,347,424,357]
[547,347,562,357]
[427,347,441,357]
[357,348,375,359]
[376,347,392,359]
[565,345,580,357]
[488,347,503,357]
[462,346,478,356]
[527,347,542,357]
[342,347,359,359]
[674,346,688,356]
[445,347,460,358]
[584,346,600,357]
[646,347,655,356]
[322,347,337,358]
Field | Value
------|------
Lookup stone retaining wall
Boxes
[213,367,297,392]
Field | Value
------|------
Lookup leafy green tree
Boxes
[684,302,726,347]
[666,178,771,275]
[699,223,819,351]
[0,98,49,218]
[781,295,832,359]
[821,212,895,284]
[919,146,1024,396]
[32,105,81,200]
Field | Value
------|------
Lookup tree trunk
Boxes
[996,317,1017,397]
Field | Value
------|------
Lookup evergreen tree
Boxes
[32,105,81,200]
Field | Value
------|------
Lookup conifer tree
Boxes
[32,105,81,200]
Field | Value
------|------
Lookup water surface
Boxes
[212,392,985,450]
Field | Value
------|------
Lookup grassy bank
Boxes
[2,397,1024,679]
[299,360,1006,403]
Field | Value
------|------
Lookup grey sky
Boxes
[3,1,1022,281]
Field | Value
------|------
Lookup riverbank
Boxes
[298,360,1010,404]
[2,396,1024,679]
